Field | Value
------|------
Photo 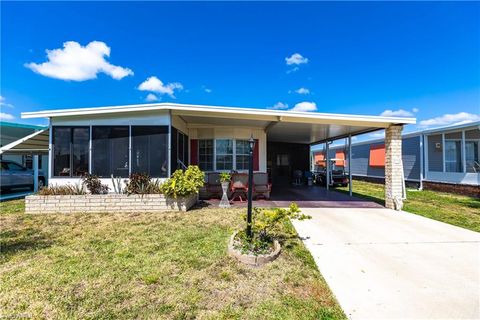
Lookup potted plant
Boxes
[219,172,231,208]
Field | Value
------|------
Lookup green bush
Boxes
[124,173,162,195]
[160,165,205,198]
[37,183,86,195]
[82,173,109,194]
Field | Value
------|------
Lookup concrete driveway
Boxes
[292,207,480,319]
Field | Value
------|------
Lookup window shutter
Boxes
[253,139,259,171]
[369,144,385,167]
[190,139,198,165]
[335,151,345,167]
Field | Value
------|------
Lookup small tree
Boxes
[236,203,311,255]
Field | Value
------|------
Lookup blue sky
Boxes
[1,1,479,135]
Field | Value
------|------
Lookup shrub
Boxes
[234,203,311,255]
[82,173,109,194]
[124,173,162,195]
[160,165,205,198]
[37,183,86,195]
[219,172,231,183]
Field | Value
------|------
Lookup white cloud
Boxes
[380,109,414,117]
[285,53,308,65]
[0,112,15,120]
[412,108,419,113]
[145,93,159,102]
[295,87,310,95]
[419,112,480,128]
[138,76,183,98]
[0,96,14,108]
[204,88,212,93]
[270,102,289,110]
[25,41,133,81]
[291,101,317,112]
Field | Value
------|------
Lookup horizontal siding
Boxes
[428,134,443,172]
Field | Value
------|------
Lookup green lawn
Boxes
[0,200,345,319]
[336,180,480,232]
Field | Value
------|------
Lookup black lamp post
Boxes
[246,135,255,238]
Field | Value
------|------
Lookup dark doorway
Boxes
[267,141,310,186]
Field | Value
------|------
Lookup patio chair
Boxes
[230,173,249,202]
[253,172,272,199]
[206,172,222,199]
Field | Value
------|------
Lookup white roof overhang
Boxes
[0,129,49,155]
[22,103,416,144]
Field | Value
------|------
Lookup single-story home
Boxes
[313,121,479,196]
[20,102,415,209]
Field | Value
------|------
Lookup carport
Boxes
[0,129,49,194]
[168,104,415,210]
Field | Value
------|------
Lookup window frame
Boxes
[197,138,253,172]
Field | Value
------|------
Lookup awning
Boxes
[21,102,416,144]
[0,129,49,155]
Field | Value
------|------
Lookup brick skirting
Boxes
[352,176,479,198]
[25,194,198,214]
[422,181,480,198]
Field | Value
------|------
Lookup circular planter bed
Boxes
[227,231,281,267]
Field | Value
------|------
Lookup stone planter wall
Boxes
[25,194,197,214]
[227,233,281,267]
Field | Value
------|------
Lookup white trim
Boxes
[0,129,48,154]
[462,130,466,173]
[21,102,415,126]
[442,133,446,173]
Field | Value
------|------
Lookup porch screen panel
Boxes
[52,126,89,177]
[445,132,462,172]
[92,126,129,178]
[131,126,168,177]
[72,128,90,176]
[53,127,71,176]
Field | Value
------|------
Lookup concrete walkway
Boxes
[292,207,480,319]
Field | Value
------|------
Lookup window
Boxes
[445,140,462,172]
[199,139,213,171]
[53,127,89,177]
[215,139,233,170]
[235,140,250,170]
[131,126,168,177]
[92,126,129,178]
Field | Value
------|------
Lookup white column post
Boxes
[442,133,446,172]
[325,141,329,191]
[385,125,404,210]
[33,154,39,192]
[348,135,352,196]
[461,130,466,173]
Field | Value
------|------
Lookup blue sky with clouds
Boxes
[1,1,479,133]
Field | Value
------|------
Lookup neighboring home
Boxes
[313,121,480,196]
[20,102,415,209]
[0,121,49,179]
